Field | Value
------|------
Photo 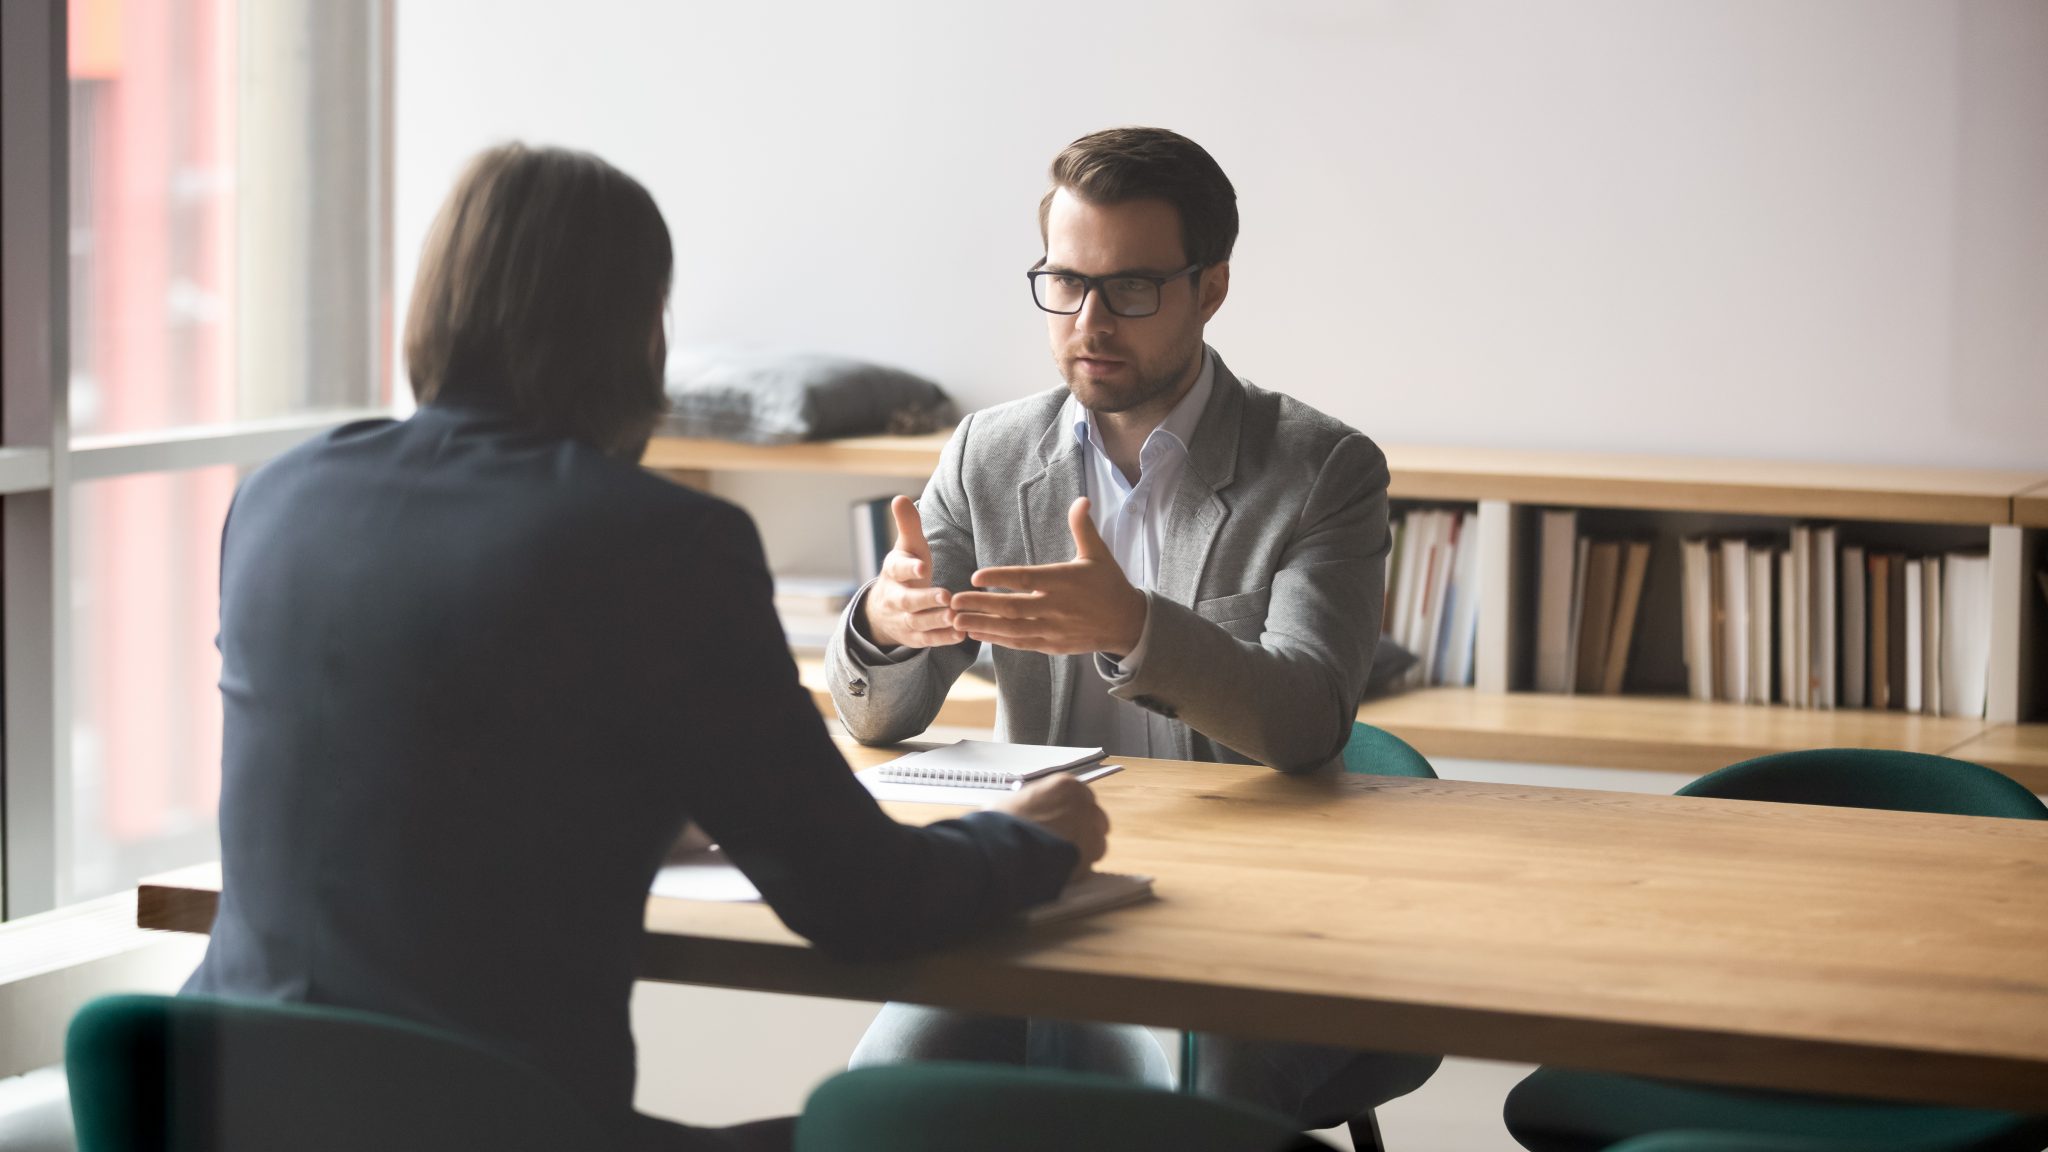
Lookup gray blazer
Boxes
[827,354,1390,773]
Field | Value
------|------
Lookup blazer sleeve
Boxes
[657,497,1074,961]
[1103,432,1391,774]
[824,413,983,744]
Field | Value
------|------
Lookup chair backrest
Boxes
[66,994,609,1152]
[1607,1130,1985,1152]
[796,1063,1316,1152]
[1678,749,2047,820]
[1342,721,1438,778]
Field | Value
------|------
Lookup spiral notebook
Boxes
[1023,871,1155,925]
[873,740,1105,791]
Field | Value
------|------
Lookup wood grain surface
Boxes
[139,739,2048,1110]
[641,434,2048,525]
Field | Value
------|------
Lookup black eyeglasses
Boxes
[1027,262,1201,318]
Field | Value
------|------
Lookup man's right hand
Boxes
[862,495,966,649]
[995,774,1110,877]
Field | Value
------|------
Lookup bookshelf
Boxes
[650,434,2048,787]
[1944,724,2048,789]
[2017,482,2048,530]
[641,432,952,481]
[1351,687,2038,786]
[795,655,998,730]
[645,435,2043,523]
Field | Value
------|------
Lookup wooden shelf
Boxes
[795,656,998,730]
[642,433,951,478]
[794,665,2047,790]
[692,433,2047,781]
[1943,725,2048,791]
[644,433,2047,525]
[1356,688,2048,789]
[1380,446,2044,526]
[2016,481,2048,530]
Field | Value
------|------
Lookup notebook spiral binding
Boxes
[876,765,1021,789]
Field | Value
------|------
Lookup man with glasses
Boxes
[826,126,1429,1135]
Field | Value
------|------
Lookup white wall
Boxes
[395,0,2048,472]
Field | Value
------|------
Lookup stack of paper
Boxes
[650,851,1155,927]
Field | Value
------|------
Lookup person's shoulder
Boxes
[528,442,767,603]
[935,386,1069,475]
[556,439,750,536]
[1231,375,1383,467]
[230,415,405,506]
[395,406,748,540]
[954,387,1068,444]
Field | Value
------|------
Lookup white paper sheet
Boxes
[650,853,761,902]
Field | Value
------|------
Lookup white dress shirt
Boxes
[1064,349,1215,759]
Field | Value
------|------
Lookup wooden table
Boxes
[140,742,2048,1112]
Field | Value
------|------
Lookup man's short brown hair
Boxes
[1038,127,1239,267]
[404,143,672,457]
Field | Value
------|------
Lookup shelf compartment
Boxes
[796,655,998,730]
[2016,483,2048,530]
[1942,725,2048,791]
[644,434,2048,525]
[1357,687,2002,779]
[1379,446,2042,526]
[643,433,951,478]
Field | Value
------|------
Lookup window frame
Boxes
[0,0,396,918]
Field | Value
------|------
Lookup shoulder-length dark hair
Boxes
[404,144,672,457]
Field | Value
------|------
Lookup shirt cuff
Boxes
[1095,590,1156,681]
[845,583,921,666]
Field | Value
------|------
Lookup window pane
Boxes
[67,0,384,440]
[69,466,237,901]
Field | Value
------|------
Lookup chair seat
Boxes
[797,1063,1319,1152]
[66,994,611,1152]
[1503,1067,2048,1152]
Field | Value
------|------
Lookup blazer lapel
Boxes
[1156,356,1244,608]
[1016,412,1086,744]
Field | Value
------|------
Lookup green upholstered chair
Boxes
[1604,1131,2015,1152]
[1673,747,2045,817]
[1341,720,1438,779]
[795,1062,1321,1152]
[66,994,609,1152]
[1182,721,1444,1152]
[1502,749,2048,1152]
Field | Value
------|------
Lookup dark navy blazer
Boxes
[185,402,1075,1120]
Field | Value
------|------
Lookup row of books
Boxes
[850,496,896,585]
[1383,509,1480,687]
[774,575,857,652]
[1678,527,1993,716]
[1533,511,1653,695]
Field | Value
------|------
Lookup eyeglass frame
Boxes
[1026,259,1203,318]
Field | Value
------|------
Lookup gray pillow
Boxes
[1363,634,1421,700]
[662,347,958,444]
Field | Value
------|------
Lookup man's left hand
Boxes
[949,497,1147,658]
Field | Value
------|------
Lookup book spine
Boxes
[1841,545,1866,709]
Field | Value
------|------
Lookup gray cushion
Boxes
[1364,635,1420,700]
[663,347,957,444]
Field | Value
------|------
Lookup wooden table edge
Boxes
[136,878,2048,1112]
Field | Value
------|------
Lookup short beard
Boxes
[1062,338,1202,416]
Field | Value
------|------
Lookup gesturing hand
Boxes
[949,497,1148,659]
[860,496,964,649]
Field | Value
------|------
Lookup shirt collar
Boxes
[1068,346,1216,459]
